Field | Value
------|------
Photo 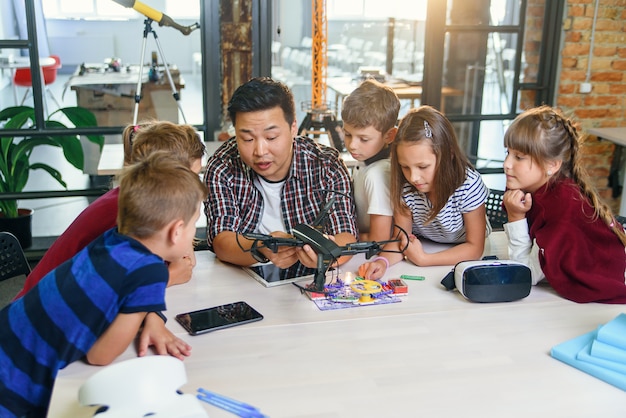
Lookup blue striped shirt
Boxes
[403,168,490,243]
[0,228,168,417]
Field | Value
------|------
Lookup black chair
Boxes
[616,215,626,230]
[0,231,31,283]
[486,189,508,231]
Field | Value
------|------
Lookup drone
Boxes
[238,221,408,292]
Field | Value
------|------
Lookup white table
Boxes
[48,231,626,417]
[587,127,626,216]
[327,77,463,116]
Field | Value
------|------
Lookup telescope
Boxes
[111,0,199,35]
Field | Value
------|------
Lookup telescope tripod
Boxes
[133,18,187,125]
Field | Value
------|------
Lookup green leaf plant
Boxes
[0,106,104,218]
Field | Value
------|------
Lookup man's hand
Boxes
[260,231,300,268]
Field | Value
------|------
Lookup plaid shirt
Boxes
[204,136,357,248]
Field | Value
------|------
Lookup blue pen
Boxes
[197,388,260,412]
[197,388,267,417]
[197,394,265,417]
[196,394,262,417]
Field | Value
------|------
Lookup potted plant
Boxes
[0,105,104,248]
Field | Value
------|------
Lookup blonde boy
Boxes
[341,79,400,241]
[0,152,207,417]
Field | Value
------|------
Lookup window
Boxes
[42,0,199,20]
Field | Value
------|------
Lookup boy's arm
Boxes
[358,209,409,280]
[367,214,394,243]
[86,312,146,366]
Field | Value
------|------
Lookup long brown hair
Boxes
[391,106,472,223]
[504,105,626,245]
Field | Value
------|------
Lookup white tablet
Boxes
[242,262,316,287]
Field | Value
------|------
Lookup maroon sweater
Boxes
[527,179,626,304]
[14,188,119,300]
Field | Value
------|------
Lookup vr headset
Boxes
[441,258,531,303]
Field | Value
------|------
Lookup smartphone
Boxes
[175,301,263,335]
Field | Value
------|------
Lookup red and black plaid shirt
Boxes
[204,136,357,248]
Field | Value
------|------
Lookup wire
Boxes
[292,281,336,295]
[234,231,251,253]
[377,224,410,254]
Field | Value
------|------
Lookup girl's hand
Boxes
[503,189,532,222]
[403,234,425,265]
[138,312,192,361]
[357,258,388,280]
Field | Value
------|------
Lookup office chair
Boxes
[486,189,508,231]
[13,54,62,109]
[615,215,626,230]
[0,231,31,283]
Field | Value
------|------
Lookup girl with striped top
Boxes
[359,106,491,280]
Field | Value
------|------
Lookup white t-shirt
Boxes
[352,158,393,234]
[254,176,286,234]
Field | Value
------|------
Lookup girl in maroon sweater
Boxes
[502,105,626,304]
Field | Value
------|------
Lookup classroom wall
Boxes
[556,0,626,214]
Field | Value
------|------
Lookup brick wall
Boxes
[558,0,626,213]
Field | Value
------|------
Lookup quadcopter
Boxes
[238,222,409,292]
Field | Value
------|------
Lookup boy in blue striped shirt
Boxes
[0,152,207,417]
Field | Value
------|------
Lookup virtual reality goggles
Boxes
[441,259,531,303]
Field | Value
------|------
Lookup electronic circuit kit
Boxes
[305,275,409,311]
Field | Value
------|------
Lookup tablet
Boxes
[242,261,316,287]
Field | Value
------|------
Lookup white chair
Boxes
[78,356,207,418]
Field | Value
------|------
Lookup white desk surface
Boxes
[48,231,626,417]
[0,56,55,70]
[587,127,626,146]
[66,63,183,87]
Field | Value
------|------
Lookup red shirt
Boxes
[14,188,119,300]
[528,179,626,304]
